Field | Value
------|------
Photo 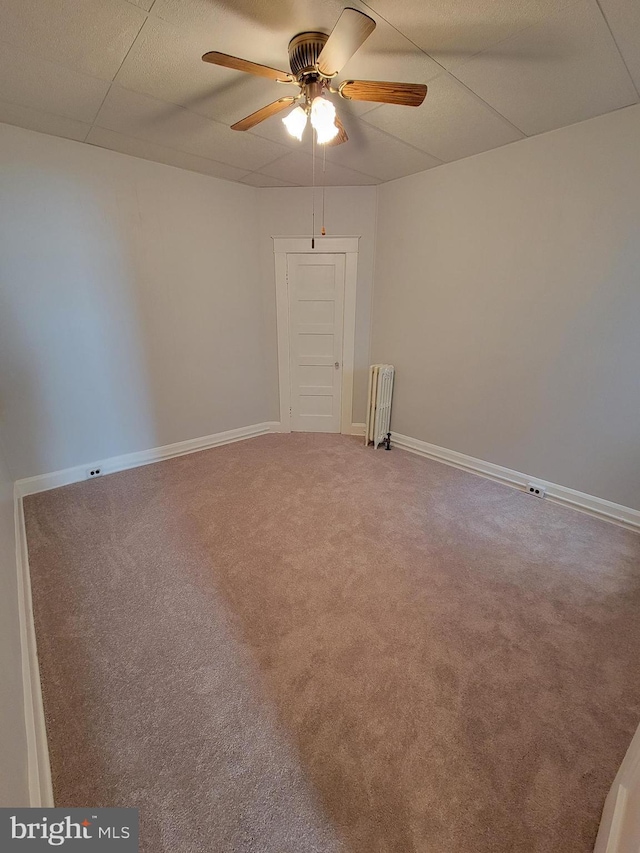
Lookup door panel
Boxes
[288,253,345,433]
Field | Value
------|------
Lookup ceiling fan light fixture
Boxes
[310,96,339,144]
[282,105,308,140]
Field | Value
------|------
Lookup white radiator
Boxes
[365,364,395,449]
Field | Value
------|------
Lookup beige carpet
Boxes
[24,434,640,853]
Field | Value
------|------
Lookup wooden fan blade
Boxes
[316,8,376,76]
[325,115,348,146]
[339,80,427,106]
[202,51,294,83]
[231,97,297,131]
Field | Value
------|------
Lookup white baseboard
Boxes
[13,420,636,811]
[13,419,279,805]
[262,422,366,437]
[392,432,640,533]
[14,490,54,807]
[15,422,275,498]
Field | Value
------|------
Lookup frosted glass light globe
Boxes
[282,106,308,141]
[310,97,339,144]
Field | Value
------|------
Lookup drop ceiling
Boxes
[0,0,638,186]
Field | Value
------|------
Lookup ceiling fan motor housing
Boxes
[288,32,329,79]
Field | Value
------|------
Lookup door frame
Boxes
[273,236,359,434]
[594,721,640,853]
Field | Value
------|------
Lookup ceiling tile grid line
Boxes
[596,0,640,93]
[244,116,445,181]
[256,148,383,184]
[360,73,525,164]
[320,118,445,175]
[92,85,295,173]
[120,0,589,147]
[84,126,254,183]
[0,0,165,113]
[451,0,638,138]
[0,0,149,80]
[356,0,636,143]
[324,108,447,165]
[0,35,127,89]
[435,0,585,73]
[0,38,111,126]
[441,73,529,136]
[593,0,640,98]
[111,1,441,128]
[84,1,156,138]
[0,0,162,145]
[0,99,92,144]
[85,121,257,175]
[0,0,639,185]
[239,173,300,188]
[444,0,635,90]
[110,13,289,130]
[356,0,575,135]
[358,0,445,75]
[360,0,586,70]
[368,13,529,142]
[99,0,524,177]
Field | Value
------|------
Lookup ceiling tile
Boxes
[151,0,346,55]
[150,0,434,78]
[0,43,110,123]
[86,126,251,180]
[364,0,578,70]
[126,3,441,123]
[324,120,441,181]
[453,0,638,136]
[239,172,299,187]
[0,102,90,142]
[94,86,291,171]
[115,15,289,125]
[362,74,523,162]
[259,151,381,186]
[336,9,442,84]
[597,0,640,92]
[0,0,147,80]
[0,0,637,186]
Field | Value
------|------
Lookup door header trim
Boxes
[272,236,360,254]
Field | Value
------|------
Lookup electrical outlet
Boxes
[527,482,546,498]
[86,467,102,479]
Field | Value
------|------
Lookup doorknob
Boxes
[335,361,340,369]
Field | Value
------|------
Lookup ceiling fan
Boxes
[202,7,428,146]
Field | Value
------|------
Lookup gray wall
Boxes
[0,432,29,805]
[372,105,640,510]
[0,123,271,480]
[258,186,377,426]
[3,103,639,512]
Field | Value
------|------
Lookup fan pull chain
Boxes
[311,127,316,249]
[321,144,326,236]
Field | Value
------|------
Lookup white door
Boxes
[595,723,640,853]
[287,253,345,433]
